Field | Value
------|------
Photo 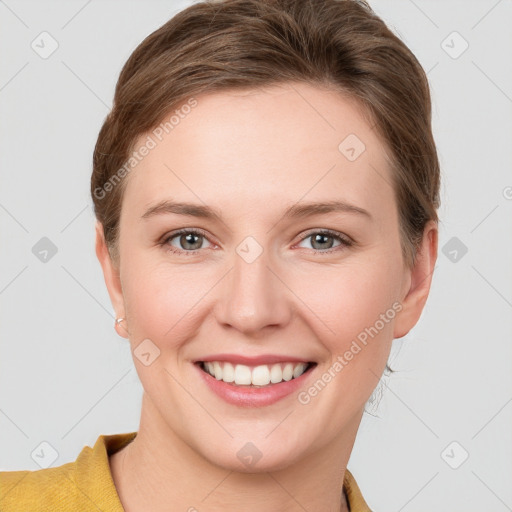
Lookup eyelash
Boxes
[159,228,353,256]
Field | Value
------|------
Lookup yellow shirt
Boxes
[0,432,372,511]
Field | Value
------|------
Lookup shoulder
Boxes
[0,462,79,511]
[344,468,373,512]
[0,432,137,512]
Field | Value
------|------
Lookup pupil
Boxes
[313,233,333,249]
[182,233,201,250]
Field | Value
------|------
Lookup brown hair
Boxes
[91,0,440,268]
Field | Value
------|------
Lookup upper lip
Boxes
[195,354,314,366]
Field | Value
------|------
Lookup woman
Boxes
[0,0,439,510]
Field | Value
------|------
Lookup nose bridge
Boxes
[216,237,291,334]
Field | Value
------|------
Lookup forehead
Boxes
[122,82,395,223]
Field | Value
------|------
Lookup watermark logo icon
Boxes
[237,442,263,468]
[441,441,469,469]
[441,31,469,59]
[133,338,161,366]
[442,236,468,263]
[31,31,59,59]
[236,236,263,264]
[32,237,58,263]
[31,441,59,469]
[338,134,366,162]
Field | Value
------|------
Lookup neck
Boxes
[110,393,361,512]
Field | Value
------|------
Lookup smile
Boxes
[198,361,315,387]
[194,357,317,407]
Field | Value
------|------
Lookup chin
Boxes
[210,450,300,474]
[195,435,308,474]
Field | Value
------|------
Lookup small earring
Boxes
[115,317,128,337]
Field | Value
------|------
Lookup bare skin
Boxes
[96,82,438,511]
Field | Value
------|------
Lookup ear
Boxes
[95,221,128,339]
[393,220,438,339]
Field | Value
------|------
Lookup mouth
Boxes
[195,360,317,388]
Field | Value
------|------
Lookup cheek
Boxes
[294,259,401,418]
[121,253,213,343]
[292,254,402,344]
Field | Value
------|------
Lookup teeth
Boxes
[252,365,270,386]
[234,364,252,385]
[270,364,282,383]
[213,362,222,380]
[293,362,307,378]
[201,361,311,386]
[282,363,293,381]
[222,362,235,382]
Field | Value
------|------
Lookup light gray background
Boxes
[1,0,511,510]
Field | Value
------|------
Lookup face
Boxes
[97,82,436,472]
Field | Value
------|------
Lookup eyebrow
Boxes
[141,199,372,222]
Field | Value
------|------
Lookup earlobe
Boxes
[393,221,438,339]
[95,221,128,338]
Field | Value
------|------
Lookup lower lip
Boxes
[194,363,316,407]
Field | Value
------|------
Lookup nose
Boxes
[214,244,292,337]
